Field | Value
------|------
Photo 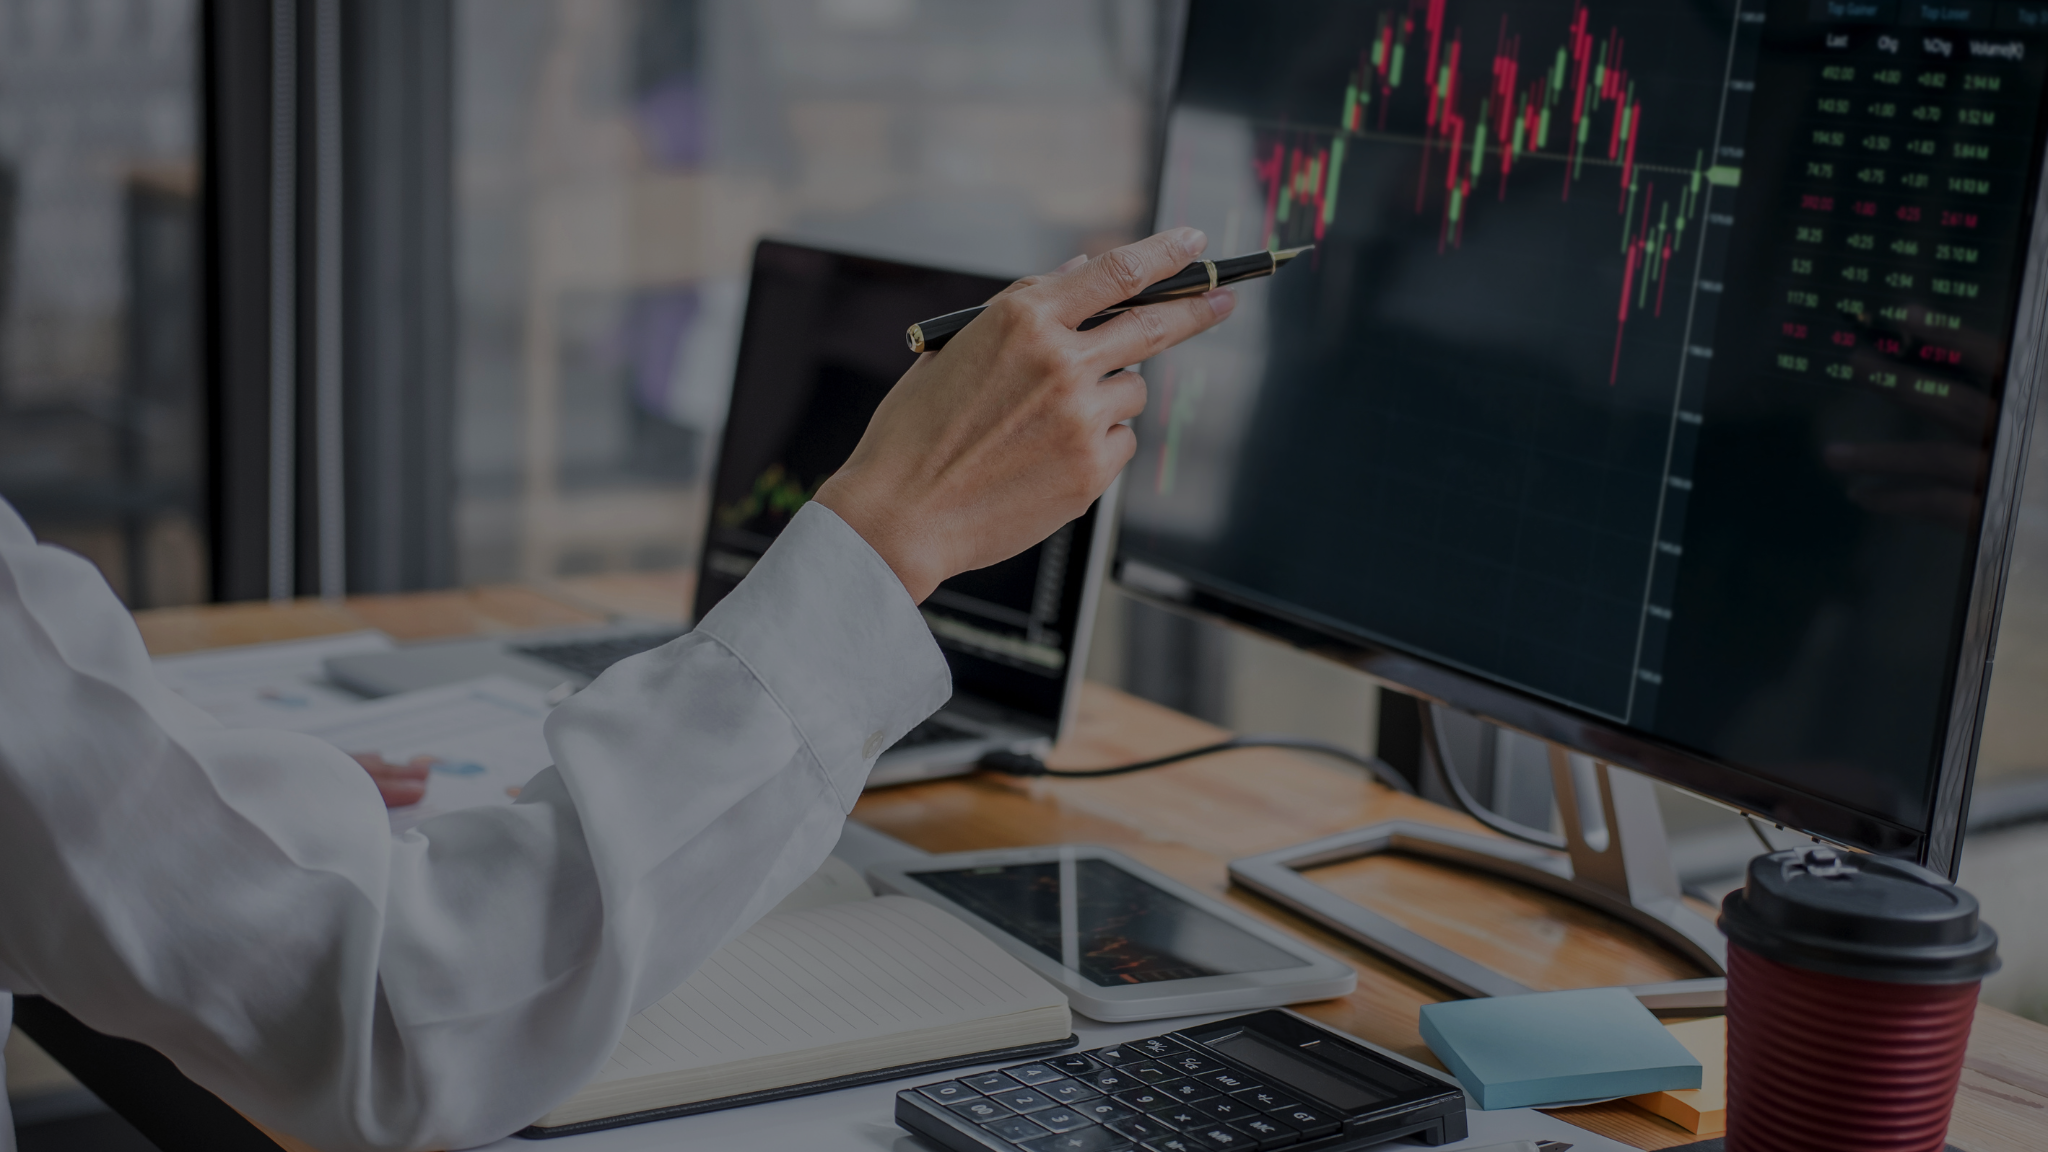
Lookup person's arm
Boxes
[0,500,946,1152]
[0,229,1231,1152]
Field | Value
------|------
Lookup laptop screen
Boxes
[695,240,1102,730]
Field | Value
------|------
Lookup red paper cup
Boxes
[1720,847,1998,1152]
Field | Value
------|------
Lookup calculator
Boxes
[894,1010,1467,1152]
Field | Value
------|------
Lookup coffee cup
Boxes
[1718,846,1999,1152]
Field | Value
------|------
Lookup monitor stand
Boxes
[1229,743,1728,1009]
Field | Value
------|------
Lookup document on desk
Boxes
[280,675,555,831]
[152,630,393,728]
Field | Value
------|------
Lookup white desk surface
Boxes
[471,1010,1639,1152]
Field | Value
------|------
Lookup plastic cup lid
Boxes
[1719,846,1999,985]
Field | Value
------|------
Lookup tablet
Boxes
[868,844,1357,1021]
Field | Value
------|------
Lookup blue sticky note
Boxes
[1418,987,1702,1110]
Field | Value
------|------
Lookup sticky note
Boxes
[1625,1016,1727,1136]
[1418,987,1703,1110]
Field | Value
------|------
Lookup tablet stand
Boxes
[1229,734,1728,1009]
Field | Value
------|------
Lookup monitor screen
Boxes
[697,240,1101,726]
[1122,0,2048,859]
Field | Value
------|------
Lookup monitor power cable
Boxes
[977,736,1416,795]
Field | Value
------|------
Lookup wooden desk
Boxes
[129,586,2048,1152]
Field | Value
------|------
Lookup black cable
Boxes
[978,735,1416,795]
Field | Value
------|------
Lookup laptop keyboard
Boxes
[512,628,689,680]
[516,632,986,757]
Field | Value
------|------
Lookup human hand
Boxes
[813,228,1237,601]
[350,751,432,808]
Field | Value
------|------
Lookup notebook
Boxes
[520,859,1074,1137]
[1417,987,1701,1110]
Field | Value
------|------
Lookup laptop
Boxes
[327,239,1114,788]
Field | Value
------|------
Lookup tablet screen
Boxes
[909,858,1309,984]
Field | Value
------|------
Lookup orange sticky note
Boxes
[1625,1016,1727,1136]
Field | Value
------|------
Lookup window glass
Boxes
[451,0,1163,585]
[0,0,202,607]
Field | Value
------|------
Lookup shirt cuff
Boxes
[693,502,953,807]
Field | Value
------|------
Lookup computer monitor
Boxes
[1121,0,2046,884]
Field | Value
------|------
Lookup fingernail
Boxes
[1207,287,1236,317]
[1173,227,1207,254]
[1056,253,1088,273]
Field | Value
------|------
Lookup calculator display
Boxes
[909,858,1308,984]
[1202,1030,1392,1111]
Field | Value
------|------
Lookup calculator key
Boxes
[1140,1139,1204,1152]
[1044,1080,1104,1106]
[1194,1068,1258,1094]
[1075,1100,1137,1125]
[1123,1062,1178,1085]
[1009,1063,1068,1086]
[1021,1127,1132,1152]
[965,1071,1022,1093]
[1228,1116,1298,1148]
[916,1080,979,1105]
[1186,1125,1255,1149]
[1130,1036,1188,1059]
[1152,1104,1207,1129]
[1264,1105,1338,1138]
[982,1114,1051,1142]
[991,1086,1058,1113]
[1160,1078,1215,1103]
[1093,1045,1140,1066]
[1084,1068,1138,1094]
[1032,1107,1098,1134]
[1050,1054,1100,1075]
[1194,1096,1253,1121]
[1162,1052,1220,1077]
[1229,1088,1300,1113]
[947,1097,1013,1124]
[1113,1087,1176,1112]
[1105,1114,1176,1143]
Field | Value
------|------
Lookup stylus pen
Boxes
[905,245,1313,354]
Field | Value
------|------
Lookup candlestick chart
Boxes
[1251,0,1735,384]
[1154,364,1205,497]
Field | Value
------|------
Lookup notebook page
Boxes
[594,896,1064,1083]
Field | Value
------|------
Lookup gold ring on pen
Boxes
[907,324,926,354]
[1203,260,1218,291]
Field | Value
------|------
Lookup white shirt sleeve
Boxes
[0,498,951,1152]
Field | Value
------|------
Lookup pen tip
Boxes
[1272,245,1314,264]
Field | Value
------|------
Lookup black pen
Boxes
[906,245,1313,354]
